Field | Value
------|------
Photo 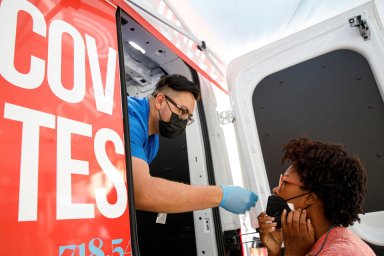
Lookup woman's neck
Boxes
[311,216,333,240]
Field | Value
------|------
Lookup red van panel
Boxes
[0,0,132,255]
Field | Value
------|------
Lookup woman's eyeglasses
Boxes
[277,174,304,192]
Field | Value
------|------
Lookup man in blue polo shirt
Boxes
[128,74,257,214]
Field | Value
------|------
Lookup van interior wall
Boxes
[120,13,198,255]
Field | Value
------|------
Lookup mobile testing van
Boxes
[1,0,384,255]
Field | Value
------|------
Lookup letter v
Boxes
[85,34,117,115]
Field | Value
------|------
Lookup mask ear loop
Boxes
[164,98,173,112]
[288,192,314,210]
[286,192,311,201]
[158,110,163,121]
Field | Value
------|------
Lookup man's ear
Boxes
[155,93,165,110]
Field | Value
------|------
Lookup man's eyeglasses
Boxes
[164,94,194,125]
[277,174,304,192]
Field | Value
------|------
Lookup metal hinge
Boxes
[349,15,370,40]
[218,110,235,125]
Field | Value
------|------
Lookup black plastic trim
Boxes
[116,8,140,256]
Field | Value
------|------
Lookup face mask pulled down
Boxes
[265,195,295,229]
[159,112,188,139]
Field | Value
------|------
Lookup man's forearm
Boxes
[135,176,223,213]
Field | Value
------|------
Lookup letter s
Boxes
[94,128,127,218]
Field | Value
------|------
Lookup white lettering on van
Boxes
[4,103,56,221]
[56,117,94,220]
[94,128,127,218]
[0,0,116,115]
[4,102,127,221]
[0,0,46,89]
[48,20,86,104]
[86,35,117,115]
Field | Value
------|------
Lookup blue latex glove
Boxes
[219,185,258,214]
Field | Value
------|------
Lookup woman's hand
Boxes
[281,209,316,256]
[257,212,283,256]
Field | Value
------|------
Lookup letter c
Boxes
[0,0,46,89]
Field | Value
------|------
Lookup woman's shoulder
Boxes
[319,227,375,256]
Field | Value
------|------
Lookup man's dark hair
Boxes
[282,137,368,227]
[155,74,200,100]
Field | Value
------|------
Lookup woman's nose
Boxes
[272,187,279,195]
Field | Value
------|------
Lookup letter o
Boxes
[47,20,85,103]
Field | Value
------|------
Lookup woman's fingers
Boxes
[258,212,275,223]
[299,209,307,233]
[258,211,277,233]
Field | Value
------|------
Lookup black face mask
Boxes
[266,195,292,229]
[159,112,188,139]
[266,193,310,229]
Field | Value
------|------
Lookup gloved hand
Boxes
[219,185,258,214]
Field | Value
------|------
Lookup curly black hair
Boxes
[282,137,368,227]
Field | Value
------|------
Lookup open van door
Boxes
[227,1,384,254]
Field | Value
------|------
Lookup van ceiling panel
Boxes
[121,13,185,97]
[121,15,179,66]
[252,49,384,213]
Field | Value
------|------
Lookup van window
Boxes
[252,49,384,213]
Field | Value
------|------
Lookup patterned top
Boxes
[307,226,376,256]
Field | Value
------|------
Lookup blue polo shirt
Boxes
[128,96,159,164]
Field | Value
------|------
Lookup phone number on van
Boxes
[59,238,131,256]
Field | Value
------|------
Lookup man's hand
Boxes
[257,212,283,256]
[281,209,315,256]
[219,185,258,214]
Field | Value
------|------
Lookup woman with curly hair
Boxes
[257,137,375,256]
